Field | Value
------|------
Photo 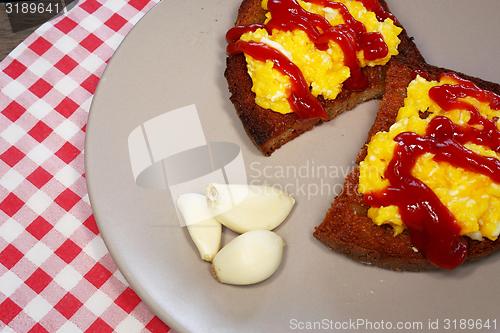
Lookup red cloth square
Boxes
[0,193,24,217]
[84,263,112,288]
[55,97,79,118]
[29,79,53,98]
[0,299,22,325]
[55,239,82,263]
[81,74,99,94]
[55,189,81,211]
[86,318,113,333]
[114,287,141,313]
[0,146,25,167]
[0,244,23,269]
[28,323,49,333]
[55,55,78,74]
[28,121,52,142]
[54,17,78,33]
[25,268,52,293]
[129,0,149,11]
[27,167,53,188]
[83,216,99,235]
[55,293,83,319]
[2,101,26,122]
[105,14,127,31]
[146,316,170,333]
[26,216,53,240]
[80,0,102,14]
[80,34,104,53]
[3,60,27,79]
[55,142,80,164]
[28,37,52,56]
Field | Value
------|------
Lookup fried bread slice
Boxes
[225,0,425,155]
[313,61,500,271]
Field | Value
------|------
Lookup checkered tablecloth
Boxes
[0,1,171,332]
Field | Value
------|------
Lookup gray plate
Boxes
[85,1,500,332]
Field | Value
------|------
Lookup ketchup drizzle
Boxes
[365,75,500,269]
[226,0,392,119]
[228,41,328,120]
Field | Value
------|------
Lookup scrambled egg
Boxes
[240,0,402,114]
[358,75,500,241]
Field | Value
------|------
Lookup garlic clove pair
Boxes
[207,184,295,234]
[177,193,221,262]
[212,230,285,285]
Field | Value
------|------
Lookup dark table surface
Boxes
[0,1,77,61]
[0,5,38,61]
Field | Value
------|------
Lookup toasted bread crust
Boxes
[225,0,425,155]
[314,61,500,271]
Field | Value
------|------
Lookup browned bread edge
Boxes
[225,0,425,155]
[313,60,500,271]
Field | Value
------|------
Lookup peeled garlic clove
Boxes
[206,184,295,234]
[212,230,285,285]
[177,193,221,262]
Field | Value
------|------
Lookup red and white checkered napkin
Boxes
[0,0,171,332]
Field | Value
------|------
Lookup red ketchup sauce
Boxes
[227,41,327,119]
[364,74,500,269]
[225,0,392,120]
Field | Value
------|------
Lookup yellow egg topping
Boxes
[240,0,402,114]
[359,75,500,241]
